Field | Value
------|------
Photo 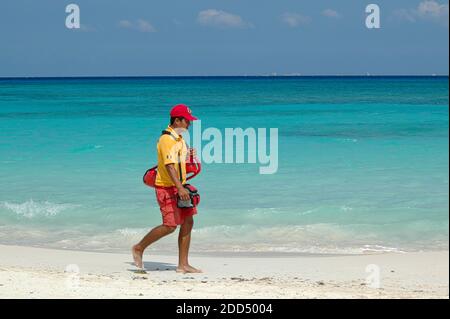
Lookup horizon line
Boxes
[0,74,449,79]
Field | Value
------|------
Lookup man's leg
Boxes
[177,215,202,273]
[132,224,176,268]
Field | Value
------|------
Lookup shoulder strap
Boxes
[178,154,183,184]
[161,130,190,148]
[161,130,183,184]
[161,130,177,140]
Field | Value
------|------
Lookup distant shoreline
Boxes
[0,75,449,81]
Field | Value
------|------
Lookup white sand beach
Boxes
[0,244,448,299]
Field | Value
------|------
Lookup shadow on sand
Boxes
[126,261,177,273]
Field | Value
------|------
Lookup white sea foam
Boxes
[0,223,445,255]
[1,199,79,218]
[296,208,319,216]
[361,245,406,253]
[336,138,358,143]
[186,224,412,254]
[116,228,147,238]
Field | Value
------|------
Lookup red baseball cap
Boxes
[170,104,198,121]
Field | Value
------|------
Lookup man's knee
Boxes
[163,225,177,233]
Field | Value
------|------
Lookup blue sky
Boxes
[0,0,448,76]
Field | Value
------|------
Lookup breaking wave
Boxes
[0,199,79,219]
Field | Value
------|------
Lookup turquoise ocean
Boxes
[0,77,448,254]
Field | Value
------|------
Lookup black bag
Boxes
[177,184,200,208]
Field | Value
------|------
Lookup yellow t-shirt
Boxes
[155,126,187,187]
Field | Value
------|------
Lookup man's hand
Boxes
[166,163,191,201]
[177,187,191,201]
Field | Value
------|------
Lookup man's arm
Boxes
[166,164,190,201]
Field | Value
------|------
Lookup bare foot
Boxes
[176,265,202,273]
[132,245,144,269]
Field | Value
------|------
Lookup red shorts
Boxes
[155,186,197,227]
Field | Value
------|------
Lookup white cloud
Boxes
[197,9,252,28]
[393,9,417,22]
[136,19,156,32]
[417,0,449,21]
[118,19,157,32]
[281,12,311,27]
[322,9,341,19]
[394,1,449,25]
[118,20,132,28]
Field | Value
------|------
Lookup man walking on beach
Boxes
[132,104,201,274]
